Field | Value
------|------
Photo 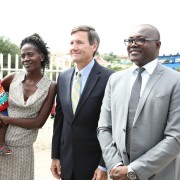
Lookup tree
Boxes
[102,52,122,62]
[0,36,20,68]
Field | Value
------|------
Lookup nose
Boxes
[131,39,137,45]
[71,42,78,50]
[130,39,138,47]
[22,55,30,62]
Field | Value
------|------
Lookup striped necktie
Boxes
[71,72,81,114]
[126,67,145,157]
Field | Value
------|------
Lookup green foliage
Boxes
[102,52,121,63]
[71,61,74,67]
[95,51,99,56]
[0,36,20,68]
[111,66,123,71]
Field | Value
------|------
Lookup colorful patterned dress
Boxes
[0,72,52,180]
[0,80,8,118]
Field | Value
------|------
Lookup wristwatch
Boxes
[127,170,137,179]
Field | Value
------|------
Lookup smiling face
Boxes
[21,44,43,72]
[127,25,161,67]
[70,31,98,70]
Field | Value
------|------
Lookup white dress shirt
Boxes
[130,59,158,97]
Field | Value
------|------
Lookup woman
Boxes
[0,33,56,180]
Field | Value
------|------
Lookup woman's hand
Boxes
[0,114,7,125]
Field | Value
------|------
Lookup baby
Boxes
[0,80,12,155]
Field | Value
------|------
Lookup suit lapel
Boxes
[133,63,165,125]
[115,70,132,144]
[67,68,75,116]
[74,61,101,118]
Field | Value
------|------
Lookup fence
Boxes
[0,53,65,81]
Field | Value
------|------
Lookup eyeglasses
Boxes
[124,37,159,46]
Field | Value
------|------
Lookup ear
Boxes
[157,41,161,49]
[40,53,44,61]
[92,42,98,52]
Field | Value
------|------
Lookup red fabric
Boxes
[0,101,8,112]
[51,104,56,115]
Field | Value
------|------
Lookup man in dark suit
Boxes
[50,25,114,180]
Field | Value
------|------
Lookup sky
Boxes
[0,0,179,56]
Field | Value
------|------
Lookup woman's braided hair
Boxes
[20,33,50,73]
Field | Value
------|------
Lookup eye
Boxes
[27,52,34,57]
[128,39,133,43]
[76,40,83,44]
[137,38,145,43]
[21,54,25,59]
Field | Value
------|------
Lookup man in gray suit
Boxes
[97,24,180,180]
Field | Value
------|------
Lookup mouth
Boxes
[72,53,80,56]
[24,63,32,67]
[129,49,141,55]
[71,53,81,59]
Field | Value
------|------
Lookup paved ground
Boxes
[34,118,57,180]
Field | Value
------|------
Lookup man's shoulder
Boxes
[105,68,130,85]
[158,63,180,79]
[59,67,74,77]
[94,60,113,73]
[101,66,114,76]
[62,67,74,74]
[110,68,130,78]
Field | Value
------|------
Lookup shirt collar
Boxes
[131,58,158,75]
[74,59,95,77]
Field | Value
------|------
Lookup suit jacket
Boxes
[52,60,114,180]
[97,62,180,180]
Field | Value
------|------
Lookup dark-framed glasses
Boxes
[124,37,159,46]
